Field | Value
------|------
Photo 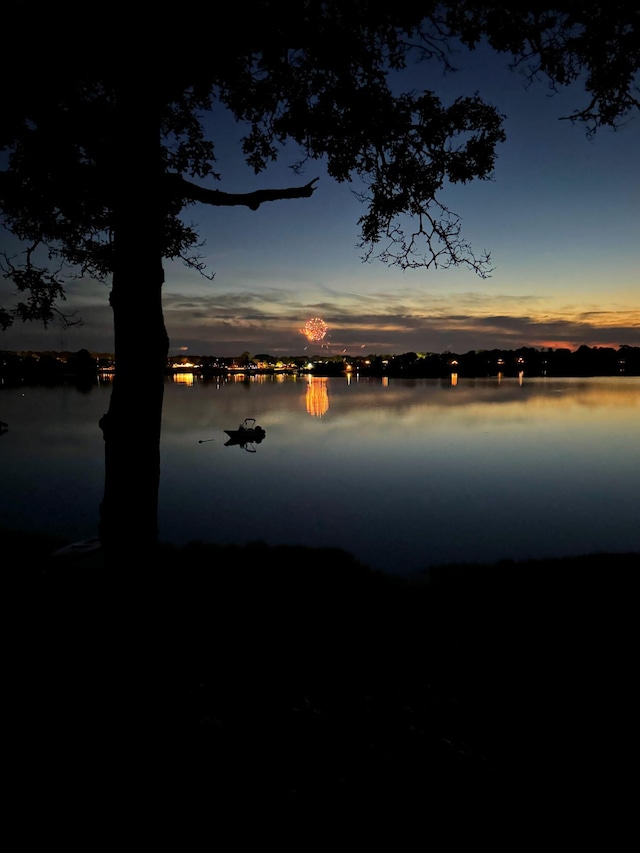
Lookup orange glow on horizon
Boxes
[538,340,631,351]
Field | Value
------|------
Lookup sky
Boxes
[1,43,639,357]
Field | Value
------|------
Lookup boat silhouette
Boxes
[223,418,266,452]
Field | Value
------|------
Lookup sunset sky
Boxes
[1,43,638,357]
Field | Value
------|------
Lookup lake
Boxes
[1,373,639,574]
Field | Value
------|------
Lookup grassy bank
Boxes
[7,528,639,826]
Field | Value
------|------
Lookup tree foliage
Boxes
[445,2,640,133]
[0,4,481,328]
[2,2,638,330]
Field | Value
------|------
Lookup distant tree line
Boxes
[0,348,111,387]
[355,345,640,378]
[1,344,639,384]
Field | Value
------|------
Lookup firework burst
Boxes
[300,317,329,343]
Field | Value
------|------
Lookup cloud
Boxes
[3,278,637,356]
[161,286,640,354]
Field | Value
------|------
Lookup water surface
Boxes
[1,374,638,573]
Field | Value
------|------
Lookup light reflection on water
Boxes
[1,375,639,574]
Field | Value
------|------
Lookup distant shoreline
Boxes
[2,343,639,381]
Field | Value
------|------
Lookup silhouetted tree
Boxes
[445,3,640,134]
[1,1,638,564]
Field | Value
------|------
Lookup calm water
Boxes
[1,373,639,574]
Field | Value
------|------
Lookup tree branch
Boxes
[167,174,319,210]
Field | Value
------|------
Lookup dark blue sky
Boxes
[2,43,638,356]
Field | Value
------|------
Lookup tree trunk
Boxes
[98,86,168,569]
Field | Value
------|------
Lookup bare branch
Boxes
[178,248,216,281]
[168,174,319,210]
[357,199,494,279]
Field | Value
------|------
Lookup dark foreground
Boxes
[8,529,639,836]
